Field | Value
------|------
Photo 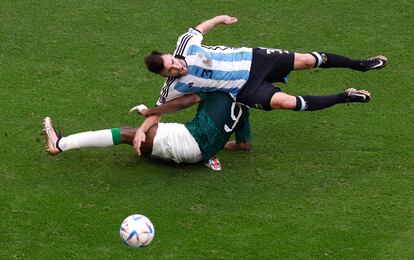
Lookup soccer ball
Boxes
[120,214,155,248]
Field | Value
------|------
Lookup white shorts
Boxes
[151,123,203,163]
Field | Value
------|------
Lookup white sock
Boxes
[58,129,114,151]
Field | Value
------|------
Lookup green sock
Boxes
[111,128,121,145]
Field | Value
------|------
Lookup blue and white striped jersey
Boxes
[157,28,253,106]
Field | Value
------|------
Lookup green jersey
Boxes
[185,92,251,161]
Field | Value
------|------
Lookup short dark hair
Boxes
[144,51,165,74]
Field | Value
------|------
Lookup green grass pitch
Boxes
[1,0,413,258]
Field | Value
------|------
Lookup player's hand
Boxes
[224,140,238,151]
[128,104,149,116]
[224,140,252,151]
[217,15,238,25]
[133,129,146,156]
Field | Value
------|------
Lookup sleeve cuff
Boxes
[190,27,203,34]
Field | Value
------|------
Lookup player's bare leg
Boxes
[120,127,156,156]
[270,92,297,109]
[293,53,318,69]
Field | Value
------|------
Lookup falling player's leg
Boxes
[270,89,371,111]
[294,52,388,71]
[42,117,135,155]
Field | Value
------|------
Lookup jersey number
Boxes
[264,48,289,55]
[224,102,242,132]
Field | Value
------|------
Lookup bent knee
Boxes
[270,92,297,109]
[294,53,316,69]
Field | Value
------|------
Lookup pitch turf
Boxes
[1,0,413,258]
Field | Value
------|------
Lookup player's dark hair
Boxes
[144,51,165,74]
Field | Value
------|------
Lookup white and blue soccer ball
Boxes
[120,214,155,248]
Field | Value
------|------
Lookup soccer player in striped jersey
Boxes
[136,15,386,155]
[144,15,386,112]
[43,92,251,171]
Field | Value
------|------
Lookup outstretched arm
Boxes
[131,94,201,155]
[195,15,238,35]
[140,94,201,117]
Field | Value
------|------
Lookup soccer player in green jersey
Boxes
[43,92,251,171]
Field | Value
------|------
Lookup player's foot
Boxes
[43,116,62,155]
[204,155,221,171]
[345,88,371,103]
[363,55,388,71]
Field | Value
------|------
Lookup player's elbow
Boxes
[181,94,201,108]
